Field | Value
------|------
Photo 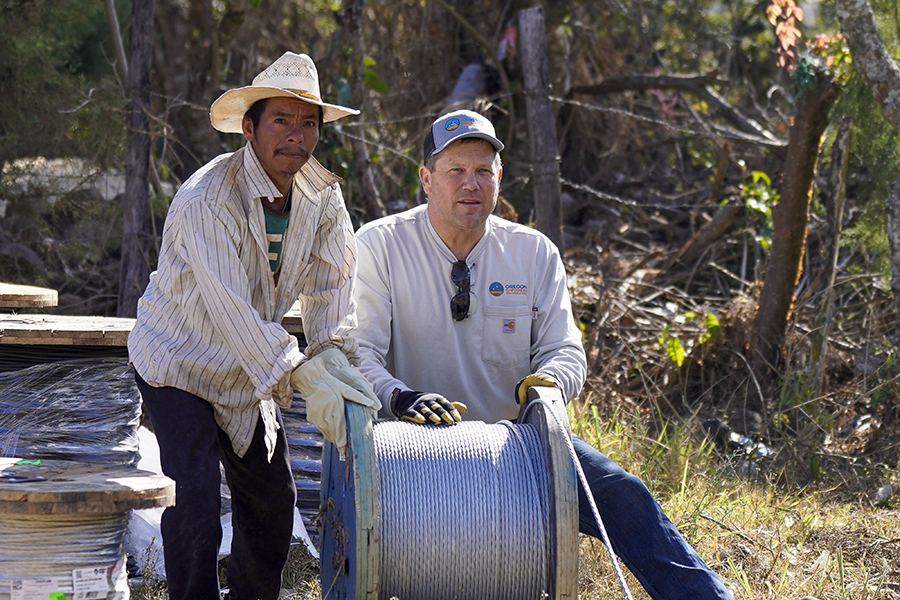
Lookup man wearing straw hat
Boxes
[351,109,735,599]
[128,52,379,600]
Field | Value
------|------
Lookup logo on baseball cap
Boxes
[423,109,504,164]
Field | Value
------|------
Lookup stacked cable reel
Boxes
[320,386,578,600]
[0,458,174,600]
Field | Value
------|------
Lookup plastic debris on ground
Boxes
[701,417,772,460]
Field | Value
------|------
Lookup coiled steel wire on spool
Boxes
[319,388,578,600]
[375,420,551,599]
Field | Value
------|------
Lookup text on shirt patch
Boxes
[489,282,528,296]
[503,319,516,333]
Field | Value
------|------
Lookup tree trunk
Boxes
[813,116,851,393]
[153,0,221,181]
[751,71,839,370]
[836,0,900,351]
[118,0,154,318]
[344,0,386,223]
[518,7,564,251]
[836,0,900,131]
[886,176,900,351]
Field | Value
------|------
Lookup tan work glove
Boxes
[514,373,558,405]
[290,351,380,454]
[317,348,382,415]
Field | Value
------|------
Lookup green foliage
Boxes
[128,543,167,600]
[809,2,900,279]
[698,311,721,344]
[364,68,389,95]
[789,33,851,98]
[740,169,778,250]
[0,0,127,167]
[666,334,686,367]
[841,197,891,276]
[658,309,721,368]
[831,73,900,277]
[639,0,732,73]
[314,121,355,181]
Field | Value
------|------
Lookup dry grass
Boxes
[130,407,900,600]
[248,407,900,600]
[573,402,900,600]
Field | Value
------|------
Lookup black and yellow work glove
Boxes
[391,389,467,425]
[514,373,558,405]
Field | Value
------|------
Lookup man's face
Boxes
[242,97,320,194]
[419,139,502,239]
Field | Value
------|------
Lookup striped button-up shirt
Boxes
[128,142,358,458]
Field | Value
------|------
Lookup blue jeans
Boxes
[136,373,297,600]
[573,436,733,600]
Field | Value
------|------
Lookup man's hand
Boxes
[514,373,558,405]
[391,389,466,425]
[290,352,380,452]
[316,348,382,413]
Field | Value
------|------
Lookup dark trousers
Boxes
[136,373,297,600]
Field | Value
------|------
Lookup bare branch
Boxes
[573,72,780,142]
[431,0,515,132]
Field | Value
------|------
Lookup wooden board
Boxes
[0,283,58,308]
[282,302,304,335]
[0,305,301,347]
[0,458,175,515]
[0,314,134,346]
[320,400,379,599]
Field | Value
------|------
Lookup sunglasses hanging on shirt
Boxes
[450,260,472,322]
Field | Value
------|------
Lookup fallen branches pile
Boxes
[565,205,900,500]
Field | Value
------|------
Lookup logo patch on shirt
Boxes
[505,283,527,295]
[489,282,504,296]
[503,319,516,333]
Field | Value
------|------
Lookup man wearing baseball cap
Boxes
[128,52,380,600]
[350,109,735,599]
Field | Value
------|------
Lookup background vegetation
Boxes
[3,0,900,597]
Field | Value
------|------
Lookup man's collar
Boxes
[243,142,340,201]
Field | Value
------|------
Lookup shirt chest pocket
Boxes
[481,305,532,368]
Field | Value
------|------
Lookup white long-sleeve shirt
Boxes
[128,143,358,457]
[353,205,586,424]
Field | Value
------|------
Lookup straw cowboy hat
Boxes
[210,52,359,134]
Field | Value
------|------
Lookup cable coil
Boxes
[0,512,129,600]
[374,419,552,600]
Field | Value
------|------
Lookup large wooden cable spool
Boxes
[0,283,58,309]
[319,386,578,599]
[0,458,175,599]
